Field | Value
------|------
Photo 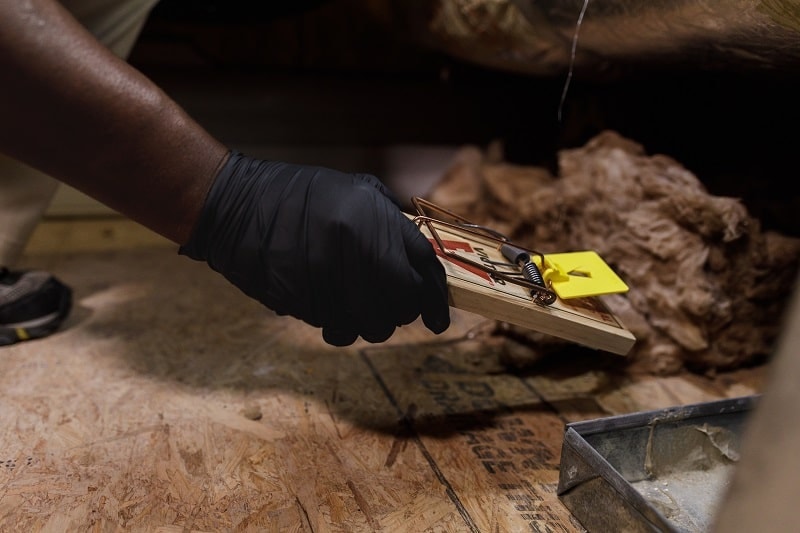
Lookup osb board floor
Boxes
[2,228,765,531]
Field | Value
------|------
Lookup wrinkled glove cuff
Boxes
[178,149,240,262]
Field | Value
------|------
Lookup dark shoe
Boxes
[0,267,72,345]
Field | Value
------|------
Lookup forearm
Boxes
[0,0,228,243]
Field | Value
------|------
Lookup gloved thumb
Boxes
[399,216,450,334]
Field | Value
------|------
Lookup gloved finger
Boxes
[393,301,422,327]
[323,327,359,347]
[359,323,396,344]
[399,217,450,334]
[369,249,426,328]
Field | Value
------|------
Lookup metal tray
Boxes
[557,395,758,532]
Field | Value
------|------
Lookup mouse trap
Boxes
[410,197,636,355]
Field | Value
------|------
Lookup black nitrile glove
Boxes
[179,151,450,346]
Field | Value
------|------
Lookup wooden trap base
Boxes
[411,213,636,356]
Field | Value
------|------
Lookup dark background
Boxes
[128,0,800,236]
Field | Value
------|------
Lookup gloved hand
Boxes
[179,151,450,346]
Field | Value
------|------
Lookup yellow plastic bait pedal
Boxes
[536,251,629,300]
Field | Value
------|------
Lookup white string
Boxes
[558,0,590,123]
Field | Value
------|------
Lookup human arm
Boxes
[0,0,450,344]
[0,0,226,243]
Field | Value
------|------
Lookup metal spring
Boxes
[499,243,558,305]
[521,261,546,288]
[521,262,557,305]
